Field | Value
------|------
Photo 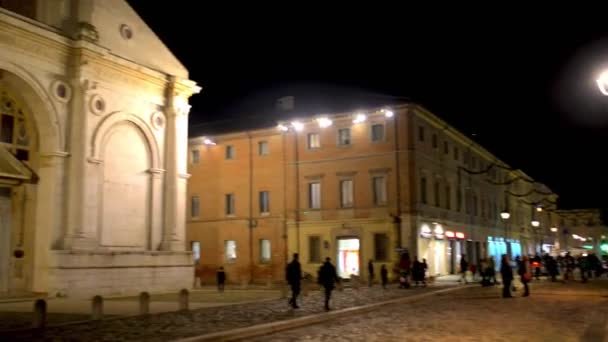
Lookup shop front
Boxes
[418,223,447,276]
[446,230,467,274]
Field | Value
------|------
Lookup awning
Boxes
[0,146,38,185]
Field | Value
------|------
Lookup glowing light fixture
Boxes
[291,121,304,131]
[203,138,216,146]
[531,220,540,227]
[572,234,580,240]
[500,211,510,220]
[597,70,608,95]
[317,117,332,128]
[536,206,543,212]
[277,124,289,132]
[550,227,558,232]
[383,109,394,118]
[353,113,367,124]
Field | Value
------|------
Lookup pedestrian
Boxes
[422,258,428,286]
[318,257,340,311]
[216,266,226,292]
[412,257,423,287]
[398,252,411,288]
[518,255,532,297]
[368,259,374,287]
[381,264,388,289]
[460,254,469,284]
[286,253,302,308]
[547,256,558,282]
[488,257,497,285]
[533,254,542,280]
[500,254,513,298]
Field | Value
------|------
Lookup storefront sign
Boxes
[445,231,455,238]
[420,224,432,239]
[434,225,444,239]
[455,232,465,239]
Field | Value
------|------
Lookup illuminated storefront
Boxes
[418,223,447,276]
[337,238,360,279]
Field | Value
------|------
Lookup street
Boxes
[251,279,608,342]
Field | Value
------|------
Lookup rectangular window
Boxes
[371,124,384,142]
[191,196,200,218]
[374,234,389,261]
[191,241,201,262]
[340,179,354,208]
[418,126,425,142]
[225,240,237,262]
[309,182,321,209]
[472,194,478,216]
[259,239,271,263]
[258,141,269,156]
[225,145,235,159]
[454,147,459,161]
[191,149,200,164]
[445,185,451,210]
[338,128,351,146]
[372,176,387,206]
[434,181,440,207]
[420,177,427,204]
[225,193,235,215]
[309,236,321,263]
[444,141,449,154]
[481,198,486,218]
[308,133,320,149]
[432,134,438,149]
[457,187,462,212]
[259,191,270,214]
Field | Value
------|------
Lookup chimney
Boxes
[275,96,295,112]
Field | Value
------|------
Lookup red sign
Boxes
[456,232,465,239]
[445,231,455,238]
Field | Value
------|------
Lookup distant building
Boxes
[188,103,559,283]
[554,209,607,257]
[0,0,199,297]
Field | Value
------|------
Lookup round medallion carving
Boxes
[120,24,133,40]
[50,80,72,103]
[151,111,165,130]
[90,94,106,115]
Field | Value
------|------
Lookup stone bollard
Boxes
[179,289,189,311]
[92,295,103,320]
[139,292,150,315]
[32,299,47,329]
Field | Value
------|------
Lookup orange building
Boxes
[187,103,557,284]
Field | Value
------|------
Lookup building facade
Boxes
[554,209,607,257]
[0,0,199,297]
[188,104,559,282]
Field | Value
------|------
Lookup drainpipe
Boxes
[248,132,254,284]
[294,131,301,253]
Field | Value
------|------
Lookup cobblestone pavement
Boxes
[0,283,448,341]
[251,279,608,342]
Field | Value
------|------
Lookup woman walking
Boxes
[518,256,532,297]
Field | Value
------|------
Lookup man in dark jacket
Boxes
[500,254,513,298]
[286,253,302,308]
[319,257,340,311]
[368,260,374,287]
[460,254,469,284]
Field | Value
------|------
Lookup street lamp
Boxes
[597,70,608,95]
[500,211,510,220]
[550,227,558,232]
[531,220,540,227]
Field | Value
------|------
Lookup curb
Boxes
[173,285,467,342]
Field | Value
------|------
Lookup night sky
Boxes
[126,2,608,213]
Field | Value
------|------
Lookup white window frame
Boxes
[370,123,385,142]
[307,132,320,149]
[259,191,270,214]
[372,176,387,206]
[309,182,321,209]
[191,195,200,218]
[338,128,351,146]
[258,141,269,156]
[259,239,271,263]
[340,179,354,208]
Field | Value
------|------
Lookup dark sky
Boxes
[126,2,608,212]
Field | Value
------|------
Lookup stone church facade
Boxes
[0,0,199,297]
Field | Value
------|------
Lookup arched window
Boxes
[0,90,31,161]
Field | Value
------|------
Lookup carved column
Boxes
[160,77,191,251]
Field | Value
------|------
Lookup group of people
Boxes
[396,252,429,288]
[286,253,340,311]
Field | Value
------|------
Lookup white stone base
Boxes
[48,250,193,298]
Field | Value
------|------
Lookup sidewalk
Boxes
[0,283,455,341]
[0,288,282,331]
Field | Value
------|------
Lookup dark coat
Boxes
[319,261,339,289]
[500,261,513,282]
[217,270,226,283]
[286,260,301,286]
